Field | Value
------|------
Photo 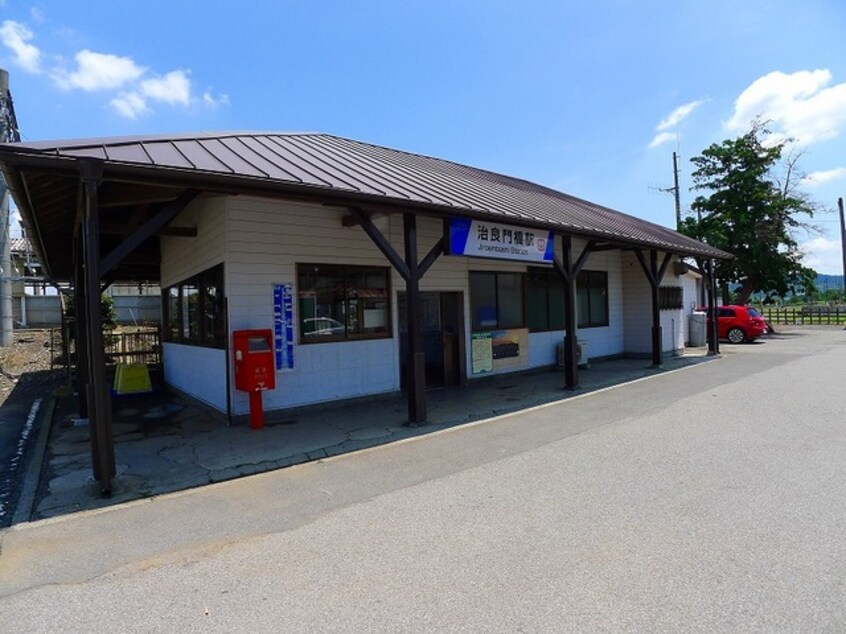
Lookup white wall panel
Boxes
[163,343,227,411]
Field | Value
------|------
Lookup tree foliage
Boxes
[679,121,818,304]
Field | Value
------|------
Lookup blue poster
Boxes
[273,283,294,371]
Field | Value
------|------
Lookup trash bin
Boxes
[688,311,707,346]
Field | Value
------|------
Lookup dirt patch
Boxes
[0,330,66,407]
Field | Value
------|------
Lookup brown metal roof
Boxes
[0,131,730,280]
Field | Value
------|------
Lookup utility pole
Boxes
[658,151,682,229]
[671,151,681,230]
[839,197,845,298]
[0,68,21,347]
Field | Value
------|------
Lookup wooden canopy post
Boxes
[634,248,672,368]
[695,257,721,356]
[553,235,595,389]
[79,158,115,494]
[73,233,88,420]
[346,207,443,425]
[403,213,426,424]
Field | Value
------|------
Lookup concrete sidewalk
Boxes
[26,350,715,522]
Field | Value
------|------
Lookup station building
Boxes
[0,132,729,490]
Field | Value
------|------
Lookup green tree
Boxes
[64,293,118,343]
[679,121,818,305]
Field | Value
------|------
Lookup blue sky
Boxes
[2,0,845,273]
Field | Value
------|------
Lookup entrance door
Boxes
[398,291,465,388]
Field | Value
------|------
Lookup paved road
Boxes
[1,328,845,631]
[0,397,41,527]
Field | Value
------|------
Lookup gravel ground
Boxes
[0,329,66,406]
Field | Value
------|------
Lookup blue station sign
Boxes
[447,217,554,263]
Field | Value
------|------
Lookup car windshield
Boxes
[747,307,761,317]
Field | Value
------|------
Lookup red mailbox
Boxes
[233,329,276,429]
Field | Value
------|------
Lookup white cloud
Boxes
[203,91,230,108]
[0,20,42,73]
[726,69,846,146]
[109,92,149,119]
[649,131,676,149]
[657,100,705,131]
[53,49,146,91]
[140,69,191,106]
[803,167,846,187]
[2,18,229,119]
[801,236,843,275]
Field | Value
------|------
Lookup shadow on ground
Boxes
[28,353,718,523]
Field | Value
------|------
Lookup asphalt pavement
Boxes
[1,326,844,632]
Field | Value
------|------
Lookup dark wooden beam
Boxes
[99,190,198,278]
[403,212,426,424]
[347,206,410,281]
[79,157,115,495]
[417,237,444,278]
[100,223,197,237]
[98,182,187,208]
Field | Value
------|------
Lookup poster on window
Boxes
[471,329,528,375]
[273,283,294,371]
[471,332,494,374]
[447,217,554,263]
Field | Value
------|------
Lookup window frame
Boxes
[576,269,609,329]
[162,263,225,349]
[526,267,565,332]
[658,286,683,311]
[469,270,526,332]
[296,263,391,344]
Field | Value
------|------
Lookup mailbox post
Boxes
[233,329,276,429]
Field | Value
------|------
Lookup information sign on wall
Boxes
[273,283,294,371]
[447,217,554,263]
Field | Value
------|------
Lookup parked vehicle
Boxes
[697,305,768,343]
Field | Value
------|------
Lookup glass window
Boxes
[577,270,609,328]
[469,272,497,330]
[526,268,565,332]
[470,271,525,331]
[658,286,683,310]
[162,263,225,348]
[182,282,199,341]
[297,264,390,343]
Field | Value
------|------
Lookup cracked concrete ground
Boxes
[30,351,714,521]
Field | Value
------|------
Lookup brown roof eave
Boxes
[0,147,732,262]
[0,162,58,280]
[99,161,731,259]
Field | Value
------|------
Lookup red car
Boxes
[698,305,768,343]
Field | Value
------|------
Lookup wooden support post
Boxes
[404,212,426,424]
[80,159,115,494]
[73,236,88,419]
[560,236,579,389]
[347,207,442,425]
[707,259,720,356]
[634,249,672,368]
[649,250,662,368]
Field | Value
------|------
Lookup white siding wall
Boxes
[159,196,228,406]
[158,194,642,412]
[163,343,227,410]
[387,224,626,375]
[621,252,685,356]
[575,247,624,360]
[160,196,227,286]
[227,198,399,414]
[680,271,703,345]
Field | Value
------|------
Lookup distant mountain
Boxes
[816,274,844,290]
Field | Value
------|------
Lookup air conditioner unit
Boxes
[557,341,589,368]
